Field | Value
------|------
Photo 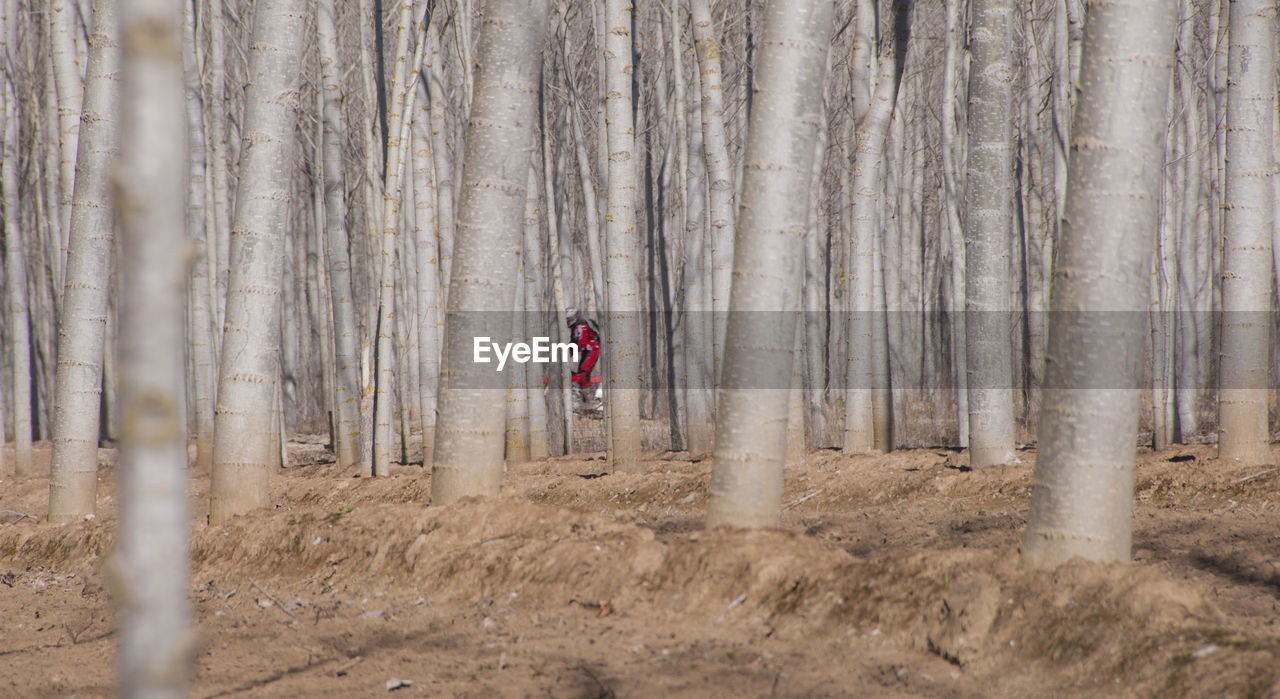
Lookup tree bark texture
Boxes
[431,0,550,504]
[49,0,120,523]
[707,0,832,530]
[1023,0,1177,566]
[209,0,308,524]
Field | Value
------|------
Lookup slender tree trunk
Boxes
[48,0,120,523]
[2,82,33,478]
[209,0,308,524]
[115,0,193,690]
[707,0,831,529]
[183,0,216,474]
[431,0,550,504]
[941,0,968,447]
[523,166,550,460]
[541,74,574,455]
[602,0,643,471]
[50,0,82,251]
[317,0,362,472]
[1217,0,1274,467]
[374,0,427,477]
[426,20,455,299]
[682,63,715,455]
[690,0,734,386]
[844,0,910,455]
[205,0,230,333]
[963,0,1017,467]
[1023,0,1176,566]
[412,81,440,467]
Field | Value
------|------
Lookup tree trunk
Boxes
[209,0,308,524]
[690,0,734,386]
[707,0,832,529]
[963,0,1017,467]
[1022,0,1176,566]
[2,81,33,478]
[318,0,363,472]
[183,0,216,474]
[48,0,120,523]
[115,0,194,689]
[602,0,643,472]
[523,166,550,460]
[431,0,549,504]
[1217,0,1274,467]
[844,0,910,455]
[412,77,440,468]
[50,0,82,253]
[374,0,427,477]
[941,0,968,448]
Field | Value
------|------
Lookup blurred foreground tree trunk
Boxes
[115,0,194,691]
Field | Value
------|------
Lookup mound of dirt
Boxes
[1,438,1278,696]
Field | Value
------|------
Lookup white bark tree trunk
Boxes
[318,0,363,472]
[412,78,440,467]
[1023,0,1176,566]
[374,0,428,477]
[431,0,549,504]
[2,79,33,478]
[690,0,734,386]
[115,0,194,690]
[48,0,120,523]
[844,0,910,455]
[183,0,216,473]
[1217,0,1274,467]
[707,0,832,529]
[962,0,1018,467]
[50,0,82,252]
[209,0,308,524]
[602,0,643,471]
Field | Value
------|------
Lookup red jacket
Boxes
[569,319,600,387]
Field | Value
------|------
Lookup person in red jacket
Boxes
[566,308,601,407]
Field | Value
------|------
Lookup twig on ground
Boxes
[0,510,36,524]
[1236,468,1278,485]
[784,490,822,510]
[249,578,297,621]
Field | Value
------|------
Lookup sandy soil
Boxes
[1,432,1279,697]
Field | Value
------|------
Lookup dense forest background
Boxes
[1,0,1277,473]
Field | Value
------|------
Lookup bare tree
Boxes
[114,0,194,690]
[183,0,216,473]
[318,0,363,472]
[690,0,734,386]
[1023,0,1176,566]
[1217,0,1274,467]
[209,0,309,524]
[707,0,832,529]
[431,0,550,504]
[48,0,120,523]
[963,0,1017,467]
[602,0,643,471]
[374,0,428,476]
[3,87,32,479]
[844,0,911,455]
[49,0,81,259]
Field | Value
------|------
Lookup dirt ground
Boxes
[2,428,1280,698]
